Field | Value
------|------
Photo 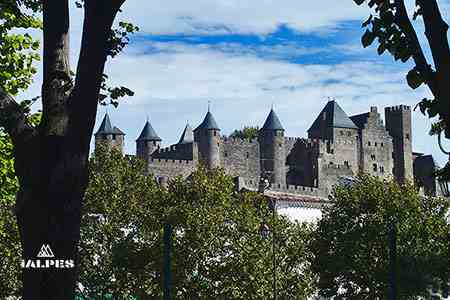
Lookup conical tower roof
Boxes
[261,109,284,131]
[95,113,115,135]
[194,111,220,131]
[136,120,161,141]
[178,123,194,144]
[308,100,357,133]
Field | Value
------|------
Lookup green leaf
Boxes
[361,29,375,48]
[406,69,423,89]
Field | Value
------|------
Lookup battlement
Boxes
[221,136,258,145]
[149,158,195,166]
[385,105,411,112]
[269,183,321,196]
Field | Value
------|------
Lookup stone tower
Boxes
[136,120,161,160]
[308,100,358,141]
[259,109,286,187]
[94,113,125,153]
[385,105,413,183]
[193,110,221,169]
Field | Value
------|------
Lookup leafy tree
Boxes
[0,113,41,298]
[79,145,315,299]
[310,175,450,299]
[353,1,450,140]
[0,1,136,298]
[230,126,260,139]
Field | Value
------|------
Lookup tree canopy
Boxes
[311,175,450,299]
[78,145,315,299]
[230,126,260,140]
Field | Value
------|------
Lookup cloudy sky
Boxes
[22,0,450,165]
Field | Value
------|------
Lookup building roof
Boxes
[178,123,194,144]
[136,120,161,141]
[113,126,125,136]
[308,100,358,132]
[261,109,284,131]
[194,111,220,131]
[350,112,369,129]
[95,113,115,135]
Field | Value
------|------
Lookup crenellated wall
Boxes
[221,137,260,184]
[151,142,197,161]
[147,158,197,179]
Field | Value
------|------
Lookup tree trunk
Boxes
[0,0,126,298]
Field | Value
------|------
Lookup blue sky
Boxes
[22,0,450,165]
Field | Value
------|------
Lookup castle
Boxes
[94,100,440,199]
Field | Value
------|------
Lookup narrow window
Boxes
[381,142,384,147]
[224,152,228,157]
[406,133,410,140]
[213,130,217,136]
[340,131,344,136]
[112,134,116,140]
[375,142,377,147]
[347,131,351,137]
[373,163,377,172]
[368,141,371,146]
[246,152,249,158]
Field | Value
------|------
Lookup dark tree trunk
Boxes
[0,0,125,299]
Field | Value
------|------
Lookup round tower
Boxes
[94,113,125,153]
[259,109,286,187]
[136,120,161,160]
[193,111,221,169]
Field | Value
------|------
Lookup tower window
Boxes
[112,134,116,140]
[368,141,371,146]
[380,166,384,173]
[340,131,344,136]
[381,142,384,147]
[371,154,376,160]
[246,152,249,158]
[347,131,352,137]
[279,143,282,147]
[374,142,377,147]
[224,152,228,157]
[213,131,217,136]
[373,163,377,172]
[406,133,410,140]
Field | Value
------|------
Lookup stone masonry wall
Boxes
[147,158,197,179]
[357,108,394,178]
[221,137,260,186]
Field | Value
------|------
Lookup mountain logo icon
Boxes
[37,244,54,258]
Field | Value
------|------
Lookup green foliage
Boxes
[0,130,21,298]
[0,2,42,95]
[230,126,260,140]
[0,112,41,298]
[78,145,314,299]
[311,175,450,299]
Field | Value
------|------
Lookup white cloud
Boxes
[118,0,368,35]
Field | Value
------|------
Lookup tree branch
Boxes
[68,0,125,151]
[418,0,450,73]
[41,0,72,136]
[393,0,438,96]
[0,86,36,145]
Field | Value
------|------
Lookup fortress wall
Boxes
[318,136,358,174]
[221,137,260,184]
[147,158,197,179]
[270,184,327,197]
[318,160,354,195]
[152,142,196,160]
[285,138,321,187]
[358,110,394,178]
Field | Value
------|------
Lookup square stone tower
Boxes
[384,105,413,183]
